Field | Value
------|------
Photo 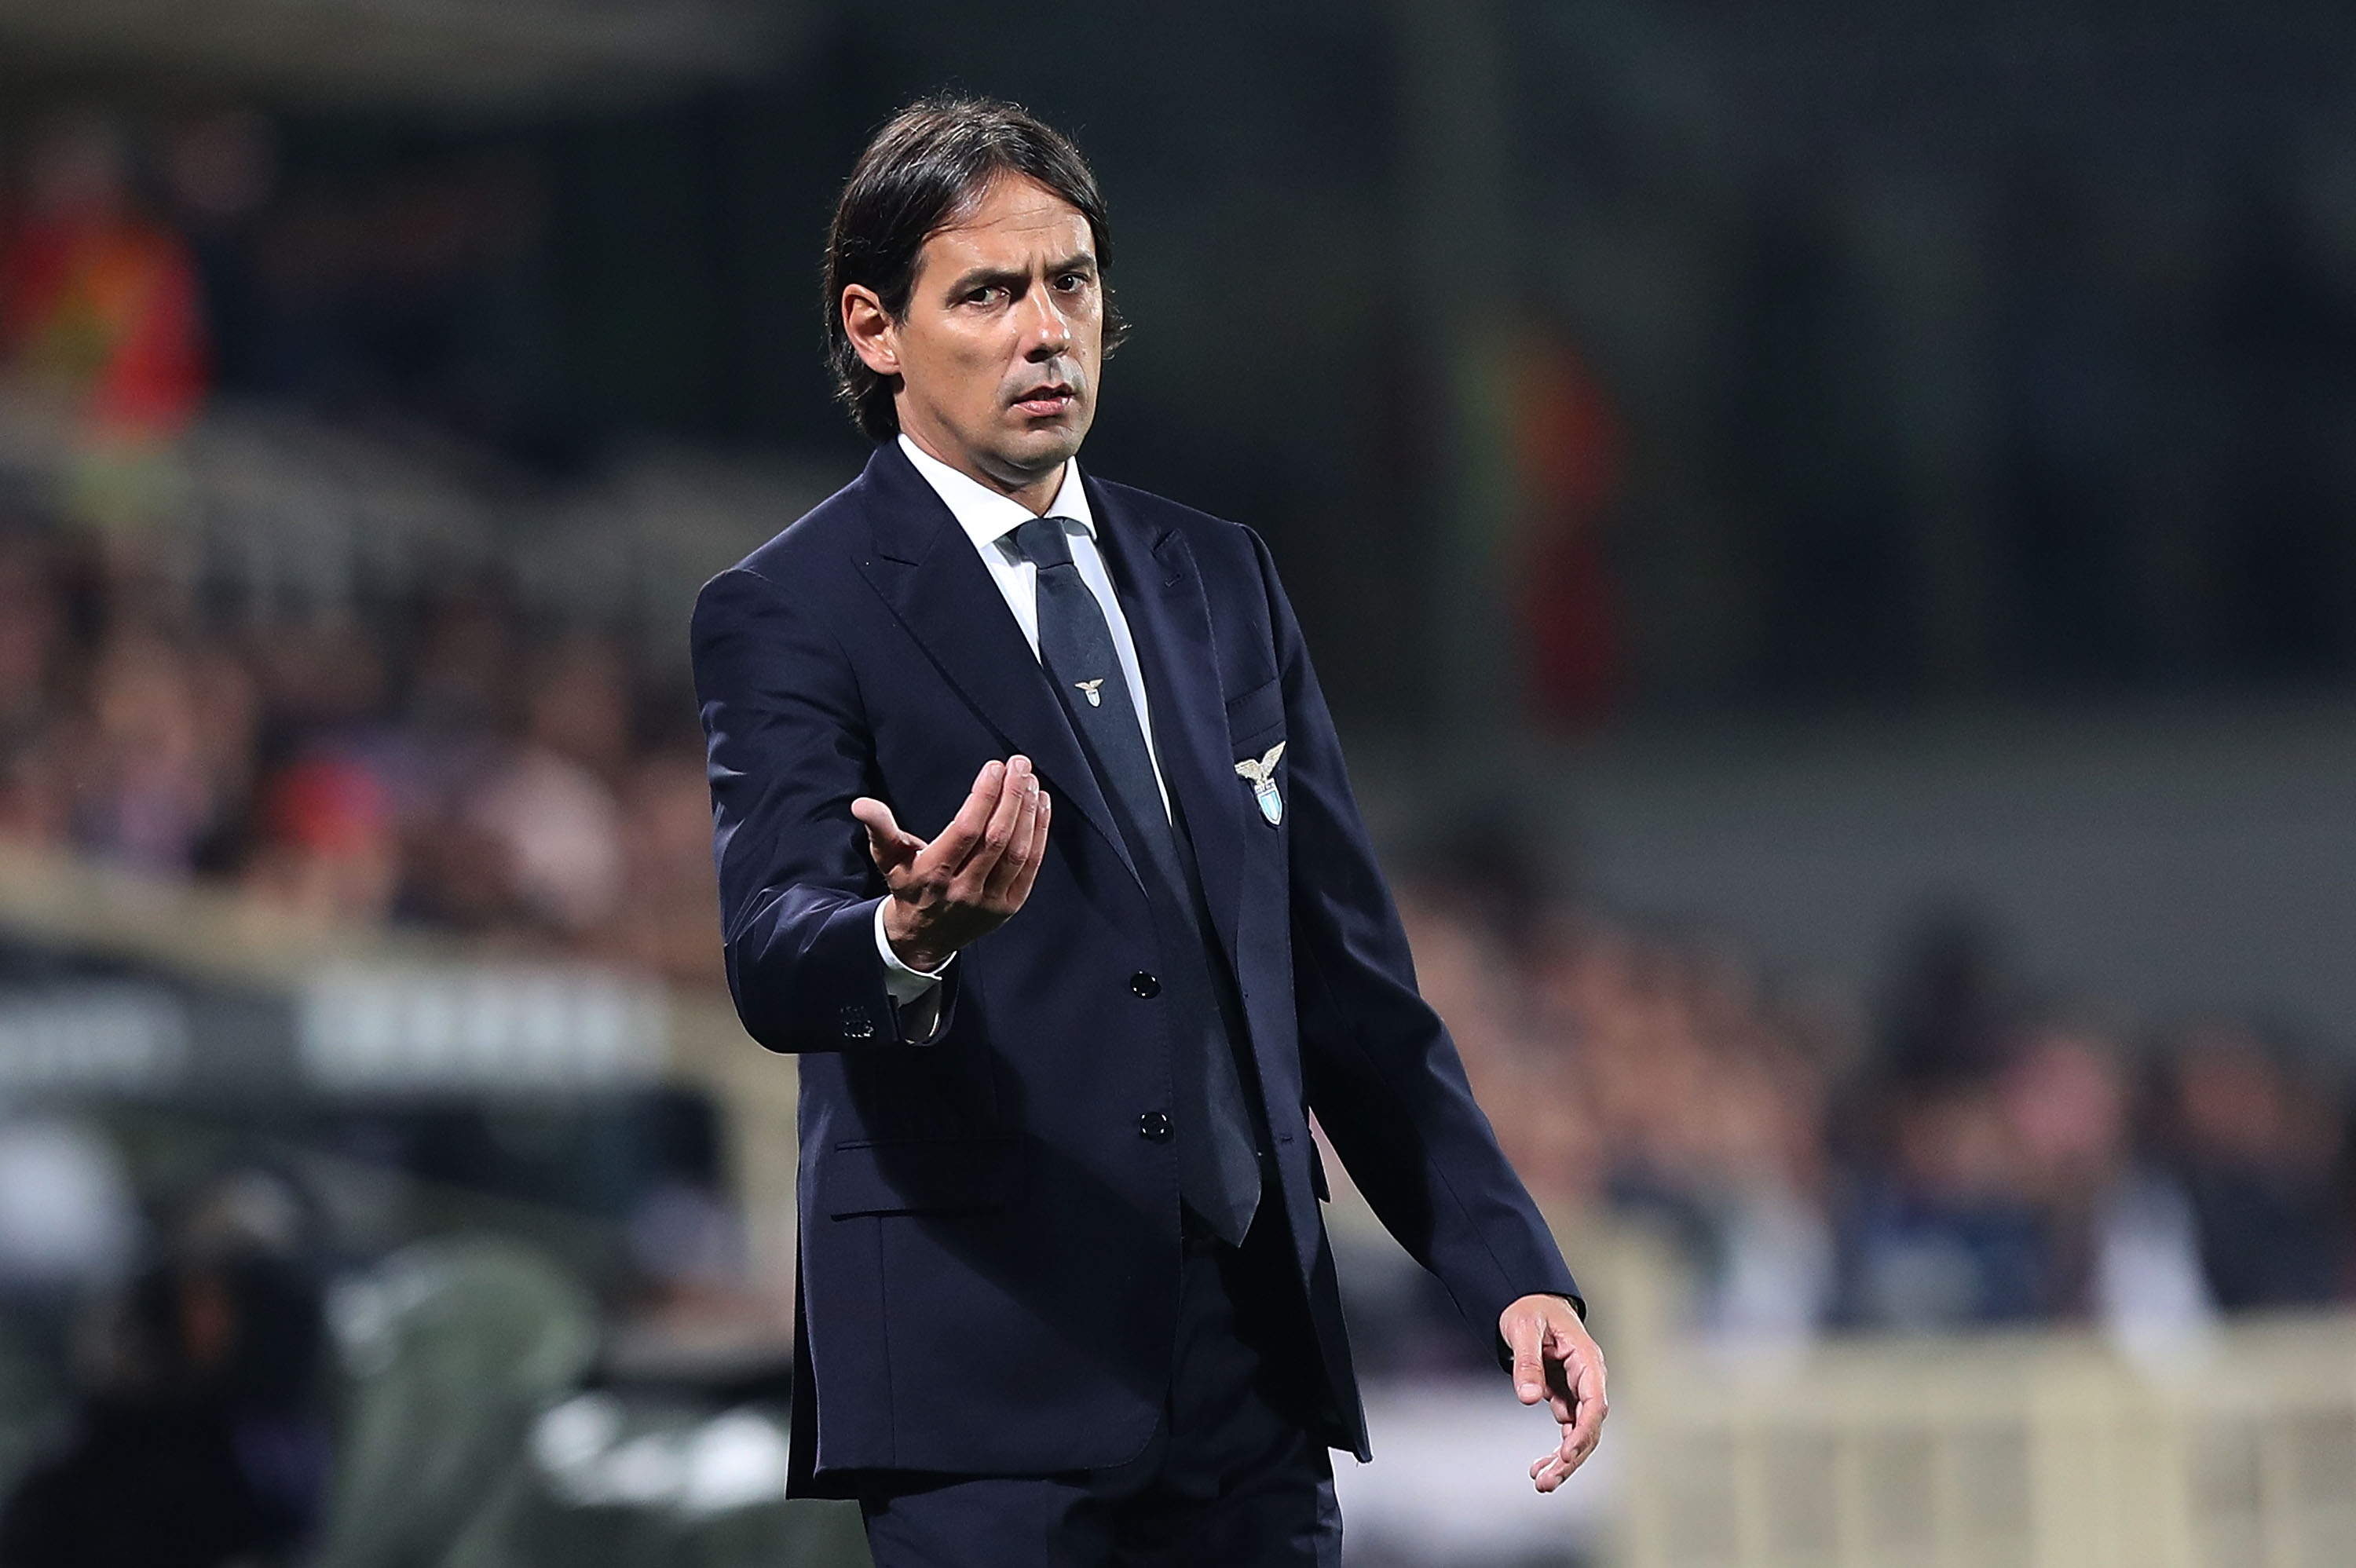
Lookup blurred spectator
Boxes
[0,534,62,740]
[589,745,726,987]
[0,116,207,444]
[1509,338,1625,727]
[461,742,625,936]
[444,638,633,936]
[243,618,389,747]
[1875,911,2013,1087]
[1999,1022,2215,1351]
[2159,1022,2345,1311]
[65,634,225,876]
[240,755,401,925]
[522,636,634,785]
[0,532,68,850]
[159,112,277,232]
[1842,1079,2048,1330]
[0,1168,329,1568]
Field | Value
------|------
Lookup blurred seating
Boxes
[495,1395,868,1568]
[313,1235,867,1568]
[313,1234,598,1568]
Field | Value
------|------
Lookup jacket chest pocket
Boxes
[1224,677,1285,751]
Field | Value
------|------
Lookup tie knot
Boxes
[1012,515,1078,571]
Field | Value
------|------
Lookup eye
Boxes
[1055,272,1088,294]
[965,284,1008,307]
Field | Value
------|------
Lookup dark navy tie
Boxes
[1012,515,1261,1245]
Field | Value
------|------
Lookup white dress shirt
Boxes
[874,434,1172,1007]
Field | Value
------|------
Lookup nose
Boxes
[1019,283,1073,360]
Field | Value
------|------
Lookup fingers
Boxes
[920,760,1009,875]
[1544,1326,1578,1424]
[1528,1334,1608,1493]
[1529,1416,1582,1492]
[1564,1345,1608,1459]
[1004,791,1051,907]
[1531,1438,1578,1492]
[982,769,1044,903]
[957,756,1032,893]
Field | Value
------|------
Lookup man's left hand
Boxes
[1499,1293,1607,1493]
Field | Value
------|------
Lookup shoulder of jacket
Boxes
[1089,474,1243,535]
[722,470,876,590]
[1088,476,1264,576]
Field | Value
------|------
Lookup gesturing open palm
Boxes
[852,755,1052,974]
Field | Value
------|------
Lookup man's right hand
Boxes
[852,757,1051,974]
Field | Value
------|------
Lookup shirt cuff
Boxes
[873,899,953,1006]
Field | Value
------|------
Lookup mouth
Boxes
[1010,382,1077,419]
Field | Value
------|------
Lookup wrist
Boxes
[882,898,952,975]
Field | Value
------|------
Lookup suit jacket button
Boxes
[1129,971,1162,999]
[1138,1110,1172,1142]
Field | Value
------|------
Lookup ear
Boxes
[842,285,900,377]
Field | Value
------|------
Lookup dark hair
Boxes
[823,96,1127,441]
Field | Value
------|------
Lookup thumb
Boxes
[1507,1318,1545,1404]
[852,797,920,871]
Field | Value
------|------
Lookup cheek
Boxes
[942,327,1011,378]
[903,326,1006,411]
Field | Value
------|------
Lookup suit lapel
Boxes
[850,444,1140,893]
[1088,476,1246,971]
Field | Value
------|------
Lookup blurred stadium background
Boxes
[2,1,2356,1564]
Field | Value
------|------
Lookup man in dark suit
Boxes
[693,97,1605,1566]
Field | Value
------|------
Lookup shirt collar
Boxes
[898,433,1095,554]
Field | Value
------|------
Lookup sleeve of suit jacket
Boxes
[1246,530,1585,1336]
[692,564,957,1052]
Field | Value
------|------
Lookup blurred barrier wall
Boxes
[1352,1199,2356,1567]
[0,842,803,1308]
[1618,1305,2356,1568]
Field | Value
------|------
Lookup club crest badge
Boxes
[1234,742,1286,826]
[1074,678,1106,708]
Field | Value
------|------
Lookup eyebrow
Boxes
[941,252,1099,298]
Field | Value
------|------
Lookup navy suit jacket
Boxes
[692,440,1578,1492]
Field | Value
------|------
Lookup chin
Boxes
[1000,424,1087,470]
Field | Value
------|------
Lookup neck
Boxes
[899,427,1066,517]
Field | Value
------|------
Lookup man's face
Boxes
[846,174,1103,497]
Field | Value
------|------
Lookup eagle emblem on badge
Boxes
[1074,678,1106,707]
[1234,742,1286,826]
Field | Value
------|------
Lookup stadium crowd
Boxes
[0,522,718,985]
[1398,869,2347,1346]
